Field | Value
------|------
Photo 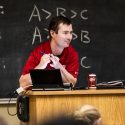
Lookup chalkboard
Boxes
[0,0,125,98]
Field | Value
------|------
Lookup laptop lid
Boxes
[30,69,64,90]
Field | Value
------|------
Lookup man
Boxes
[19,16,79,88]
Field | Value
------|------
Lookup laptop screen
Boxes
[30,69,64,89]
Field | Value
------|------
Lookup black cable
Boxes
[7,91,18,116]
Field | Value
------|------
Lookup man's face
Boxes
[51,23,73,48]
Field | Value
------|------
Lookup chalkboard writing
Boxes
[0,0,125,98]
[28,5,90,45]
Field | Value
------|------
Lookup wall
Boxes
[0,104,20,125]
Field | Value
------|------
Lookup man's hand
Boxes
[50,54,60,69]
[37,54,51,69]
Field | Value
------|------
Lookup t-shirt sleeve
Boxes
[22,46,41,75]
[66,48,79,79]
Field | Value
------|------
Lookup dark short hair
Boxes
[48,16,72,35]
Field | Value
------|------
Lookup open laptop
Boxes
[30,69,64,91]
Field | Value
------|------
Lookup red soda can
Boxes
[88,73,97,89]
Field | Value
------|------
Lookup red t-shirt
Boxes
[22,41,79,78]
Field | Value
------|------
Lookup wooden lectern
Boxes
[22,89,125,125]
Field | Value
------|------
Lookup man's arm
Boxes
[59,64,77,86]
[19,54,51,87]
[19,73,32,87]
[50,54,78,87]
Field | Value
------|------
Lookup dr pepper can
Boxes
[88,73,97,89]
